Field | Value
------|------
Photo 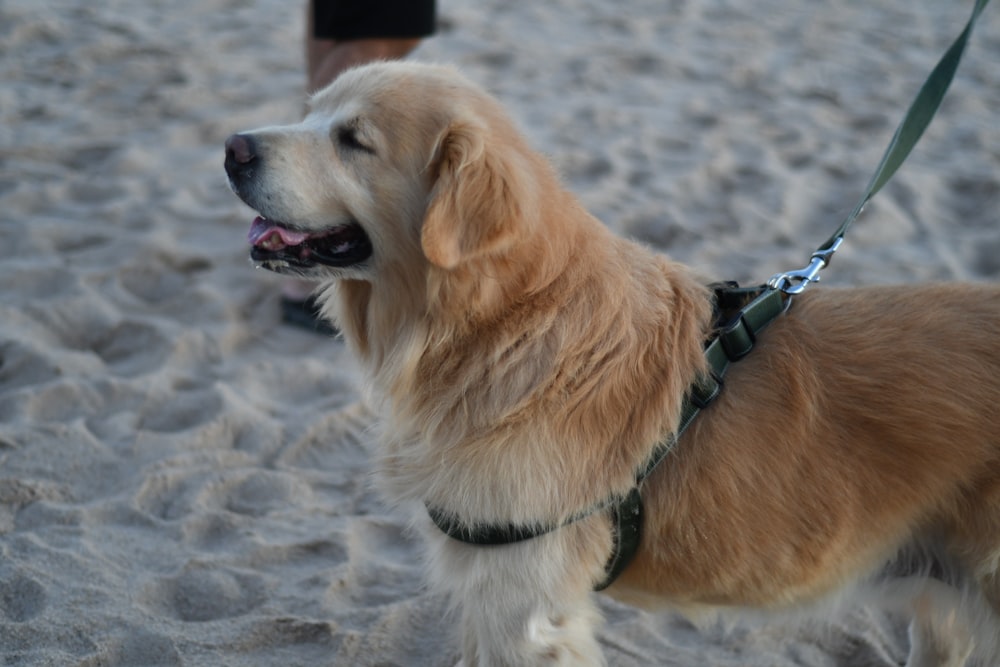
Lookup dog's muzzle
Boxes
[223,133,373,273]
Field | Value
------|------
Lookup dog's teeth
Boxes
[260,232,285,251]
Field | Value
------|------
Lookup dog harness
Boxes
[428,0,991,590]
[427,283,789,590]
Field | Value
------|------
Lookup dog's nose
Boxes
[224,133,256,178]
[225,133,255,163]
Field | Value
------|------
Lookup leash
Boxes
[770,0,991,295]
[428,0,992,591]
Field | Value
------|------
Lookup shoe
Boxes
[280,294,339,336]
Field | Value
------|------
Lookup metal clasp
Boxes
[767,238,843,295]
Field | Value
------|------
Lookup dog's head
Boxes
[224,62,548,288]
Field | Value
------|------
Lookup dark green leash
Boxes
[770,0,991,294]
[428,0,991,591]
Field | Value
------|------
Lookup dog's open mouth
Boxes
[247,216,373,271]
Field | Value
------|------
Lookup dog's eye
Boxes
[337,126,374,154]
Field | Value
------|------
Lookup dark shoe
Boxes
[280,295,339,336]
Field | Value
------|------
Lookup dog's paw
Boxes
[906,589,975,667]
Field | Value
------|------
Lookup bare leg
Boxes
[307,36,421,93]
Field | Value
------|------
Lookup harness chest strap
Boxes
[603,285,789,589]
[427,285,789,591]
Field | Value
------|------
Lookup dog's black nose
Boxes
[224,133,256,178]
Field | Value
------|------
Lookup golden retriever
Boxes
[225,62,1000,666]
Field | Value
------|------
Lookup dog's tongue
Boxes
[248,216,310,248]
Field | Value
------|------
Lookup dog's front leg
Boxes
[427,525,610,666]
[905,600,975,667]
[458,586,604,667]
[882,576,976,667]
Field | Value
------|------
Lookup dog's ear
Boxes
[422,121,535,270]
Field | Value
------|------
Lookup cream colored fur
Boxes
[229,62,1000,666]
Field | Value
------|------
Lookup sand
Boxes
[2,0,999,664]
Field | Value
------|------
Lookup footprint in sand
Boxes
[0,572,47,622]
[142,562,266,622]
[92,320,172,378]
[83,630,182,667]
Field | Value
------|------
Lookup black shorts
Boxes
[313,0,437,41]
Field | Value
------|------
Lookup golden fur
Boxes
[227,62,1000,665]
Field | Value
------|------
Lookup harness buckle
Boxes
[768,238,843,295]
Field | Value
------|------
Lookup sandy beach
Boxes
[2,0,999,664]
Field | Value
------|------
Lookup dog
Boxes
[225,62,1000,666]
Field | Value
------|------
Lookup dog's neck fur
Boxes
[331,188,713,526]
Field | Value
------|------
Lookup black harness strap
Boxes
[427,284,790,591]
[600,285,789,589]
[637,284,788,482]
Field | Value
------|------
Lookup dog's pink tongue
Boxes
[247,216,310,247]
